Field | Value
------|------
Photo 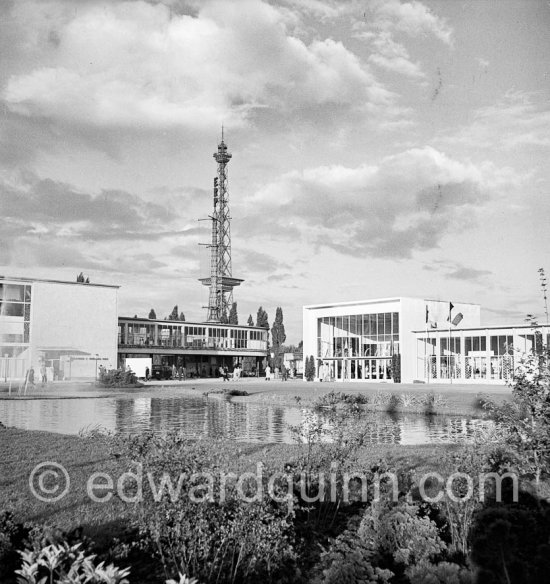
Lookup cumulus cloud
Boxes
[367,32,425,78]
[355,0,452,81]
[2,0,397,129]
[441,90,550,149]
[244,146,518,258]
[0,170,199,272]
[369,0,453,45]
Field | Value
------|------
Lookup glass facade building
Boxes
[305,296,548,385]
[316,312,400,381]
[118,317,268,378]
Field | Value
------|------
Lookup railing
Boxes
[423,355,515,381]
[118,336,266,352]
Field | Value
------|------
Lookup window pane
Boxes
[0,302,24,317]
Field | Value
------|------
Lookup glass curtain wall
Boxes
[317,312,399,381]
[0,283,31,379]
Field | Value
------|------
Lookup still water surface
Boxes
[0,395,490,445]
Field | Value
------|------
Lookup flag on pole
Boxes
[452,312,463,326]
[425,305,429,324]
[447,302,454,322]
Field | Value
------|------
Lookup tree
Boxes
[179,312,185,321]
[169,305,179,320]
[256,306,269,329]
[148,309,157,319]
[76,272,85,282]
[247,314,254,326]
[271,307,286,368]
[220,310,229,324]
[229,302,238,325]
[305,355,316,381]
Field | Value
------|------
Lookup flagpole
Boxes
[425,305,430,384]
[449,302,453,385]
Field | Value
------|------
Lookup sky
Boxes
[1,0,549,344]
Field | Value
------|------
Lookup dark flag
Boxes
[447,302,454,322]
[425,305,429,324]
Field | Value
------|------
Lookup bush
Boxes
[99,368,140,387]
[118,433,298,583]
[406,561,474,584]
[0,511,29,582]
[386,394,400,414]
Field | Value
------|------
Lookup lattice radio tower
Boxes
[199,130,243,322]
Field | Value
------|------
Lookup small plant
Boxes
[399,393,419,408]
[386,393,400,414]
[15,541,130,584]
[166,575,201,584]
[423,392,447,415]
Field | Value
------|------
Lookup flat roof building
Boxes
[118,317,268,378]
[0,276,119,382]
[303,297,547,384]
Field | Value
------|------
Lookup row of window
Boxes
[120,323,266,341]
[318,312,399,339]
[426,334,527,356]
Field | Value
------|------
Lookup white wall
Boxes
[30,282,118,378]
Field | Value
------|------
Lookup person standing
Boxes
[40,363,47,385]
[265,364,271,381]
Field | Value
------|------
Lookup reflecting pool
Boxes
[0,396,491,445]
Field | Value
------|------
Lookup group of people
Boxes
[264,364,291,381]
[24,364,50,389]
[170,364,187,381]
[219,364,242,381]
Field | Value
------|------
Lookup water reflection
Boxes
[0,396,492,445]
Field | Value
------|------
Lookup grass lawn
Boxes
[0,426,457,542]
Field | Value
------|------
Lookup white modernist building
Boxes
[303,297,548,384]
[0,276,119,381]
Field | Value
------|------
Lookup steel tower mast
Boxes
[199,130,243,322]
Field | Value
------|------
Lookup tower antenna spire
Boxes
[199,131,243,322]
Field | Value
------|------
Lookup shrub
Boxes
[99,368,140,387]
[312,526,393,584]
[305,356,316,381]
[423,392,447,415]
[469,503,550,584]
[483,348,550,495]
[359,501,447,568]
[406,561,475,584]
[386,394,400,414]
[119,433,297,583]
[0,511,29,582]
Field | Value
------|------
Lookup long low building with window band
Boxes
[303,297,547,384]
[118,317,268,378]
